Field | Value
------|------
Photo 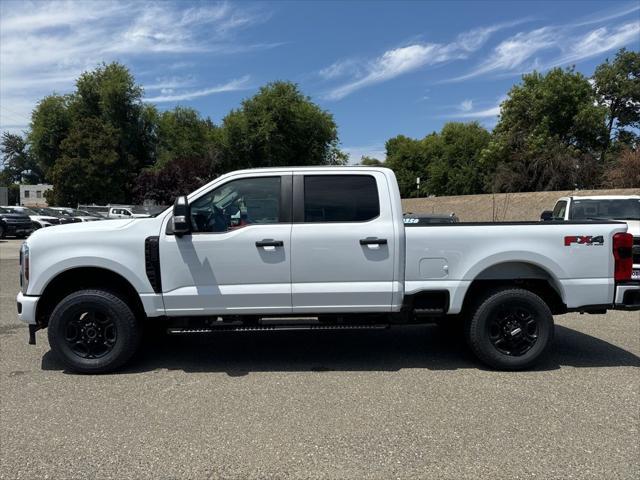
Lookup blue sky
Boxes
[1,1,639,162]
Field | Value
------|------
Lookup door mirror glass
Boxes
[540,210,553,221]
[172,196,191,235]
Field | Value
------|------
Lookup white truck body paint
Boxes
[16,167,639,325]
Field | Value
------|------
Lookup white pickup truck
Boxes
[17,167,640,373]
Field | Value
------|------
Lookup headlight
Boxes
[20,243,29,294]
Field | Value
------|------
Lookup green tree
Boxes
[425,122,491,196]
[48,118,123,205]
[220,82,344,170]
[484,67,608,191]
[385,123,490,197]
[28,94,72,178]
[155,106,219,167]
[593,48,640,148]
[385,135,431,197]
[0,132,43,184]
[38,62,156,204]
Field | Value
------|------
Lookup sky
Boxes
[1,0,639,163]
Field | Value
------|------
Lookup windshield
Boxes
[33,207,64,217]
[570,199,640,221]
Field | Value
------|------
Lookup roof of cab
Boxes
[570,195,640,200]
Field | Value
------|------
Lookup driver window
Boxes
[190,176,281,233]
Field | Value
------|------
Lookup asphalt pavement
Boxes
[0,239,638,479]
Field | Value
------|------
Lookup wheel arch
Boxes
[36,266,146,327]
[461,261,567,315]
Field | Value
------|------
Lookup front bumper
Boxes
[4,224,33,236]
[16,292,38,325]
[614,283,640,311]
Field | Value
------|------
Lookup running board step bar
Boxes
[413,308,445,316]
[168,324,389,334]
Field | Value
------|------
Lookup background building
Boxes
[20,184,52,207]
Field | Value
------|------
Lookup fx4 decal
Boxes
[564,235,605,246]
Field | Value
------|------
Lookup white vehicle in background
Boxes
[108,206,151,219]
[2,206,61,229]
[50,207,103,222]
[542,195,640,280]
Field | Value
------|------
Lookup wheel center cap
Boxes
[86,327,97,339]
[509,327,522,337]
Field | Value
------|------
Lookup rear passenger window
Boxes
[304,175,379,222]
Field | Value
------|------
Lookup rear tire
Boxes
[0,224,5,238]
[465,288,554,370]
[47,289,140,373]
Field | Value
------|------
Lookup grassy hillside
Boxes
[402,188,640,222]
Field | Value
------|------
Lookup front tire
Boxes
[47,289,140,373]
[465,288,554,370]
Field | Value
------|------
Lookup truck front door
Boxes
[159,174,292,315]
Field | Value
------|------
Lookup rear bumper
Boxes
[614,283,640,311]
[16,292,38,325]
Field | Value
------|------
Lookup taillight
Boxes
[613,232,633,282]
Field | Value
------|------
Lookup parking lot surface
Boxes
[0,238,639,479]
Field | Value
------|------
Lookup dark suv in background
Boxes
[0,207,33,238]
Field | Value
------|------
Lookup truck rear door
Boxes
[290,171,396,313]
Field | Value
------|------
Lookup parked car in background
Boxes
[1,206,61,229]
[403,212,459,225]
[542,195,640,280]
[0,207,33,238]
[50,207,103,222]
[31,207,82,225]
[108,206,151,219]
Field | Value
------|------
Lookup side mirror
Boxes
[540,210,553,221]
[172,196,191,235]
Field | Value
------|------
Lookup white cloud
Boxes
[549,21,640,67]
[319,59,362,80]
[143,76,252,102]
[451,28,556,81]
[324,44,449,100]
[0,1,272,133]
[570,3,640,27]
[459,99,473,112]
[449,96,506,119]
[453,105,501,119]
[321,22,515,100]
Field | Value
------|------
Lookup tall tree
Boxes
[483,67,608,192]
[49,118,123,206]
[221,81,344,170]
[28,94,72,178]
[593,48,640,149]
[0,132,43,184]
[385,135,431,197]
[37,62,156,204]
[425,122,491,196]
[155,106,219,167]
